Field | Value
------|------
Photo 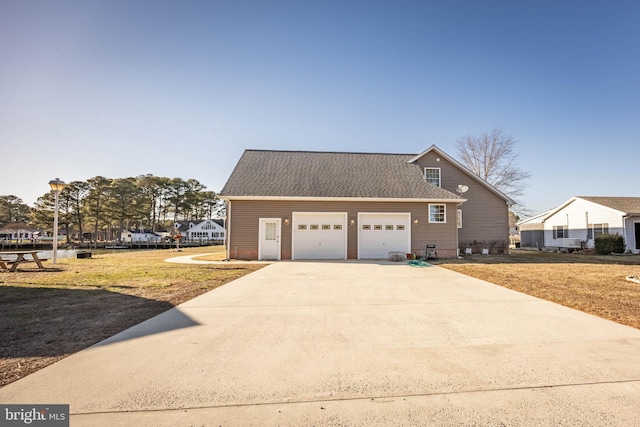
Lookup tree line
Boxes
[2,128,530,240]
[1,175,221,242]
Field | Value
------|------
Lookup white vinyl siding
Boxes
[545,198,624,249]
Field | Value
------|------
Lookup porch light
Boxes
[284,218,290,226]
[349,218,355,226]
[413,219,419,226]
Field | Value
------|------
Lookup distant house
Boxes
[517,210,552,249]
[121,229,162,243]
[518,196,640,253]
[174,219,226,242]
[0,223,44,241]
[219,146,514,260]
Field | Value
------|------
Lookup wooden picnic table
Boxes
[0,251,49,272]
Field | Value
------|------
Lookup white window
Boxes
[457,209,462,228]
[429,204,446,223]
[424,167,441,187]
[265,222,277,240]
[588,223,609,239]
[553,225,568,239]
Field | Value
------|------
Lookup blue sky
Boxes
[1,0,638,216]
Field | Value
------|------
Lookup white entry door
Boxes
[259,218,281,260]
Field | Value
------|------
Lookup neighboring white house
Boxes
[0,223,44,241]
[174,219,226,242]
[518,196,640,253]
[121,229,163,243]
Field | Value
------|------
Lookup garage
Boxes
[358,213,411,259]
[292,212,347,260]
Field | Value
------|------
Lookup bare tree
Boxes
[456,127,531,208]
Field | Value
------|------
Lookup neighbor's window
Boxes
[588,223,609,239]
[424,167,441,187]
[457,209,462,228]
[553,225,568,239]
[429,204,446,223]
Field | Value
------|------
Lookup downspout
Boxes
[623,214,629,252]
[585,211,589,241]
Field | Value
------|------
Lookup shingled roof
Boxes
[220,150,463,201]
[579,196,640,215]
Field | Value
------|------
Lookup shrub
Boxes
[594,233,625,254]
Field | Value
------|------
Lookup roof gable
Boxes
[220,149,463,201]
[408,145,514,205]
[517,209,555,225]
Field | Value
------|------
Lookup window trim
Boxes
[429,204,446,223]
[588,223,609,239]
[553,225,568,239]
[424,167,441,187]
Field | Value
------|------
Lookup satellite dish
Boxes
[457,184,469,195]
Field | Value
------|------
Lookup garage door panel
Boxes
[293,213,347,260]
[359,213,410,259]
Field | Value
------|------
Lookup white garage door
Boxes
[358,213,411,259]
[292,212,347,260]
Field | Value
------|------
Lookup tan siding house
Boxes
[220,147,513,260]
[412,148,512,250]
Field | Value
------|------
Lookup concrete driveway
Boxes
[2,261,640,426]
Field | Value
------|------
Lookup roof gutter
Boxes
[220,195,467,204]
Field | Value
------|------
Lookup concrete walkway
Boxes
[164,253,274,265]
[2,261,640,426]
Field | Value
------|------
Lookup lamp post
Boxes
[48,178,66,264]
